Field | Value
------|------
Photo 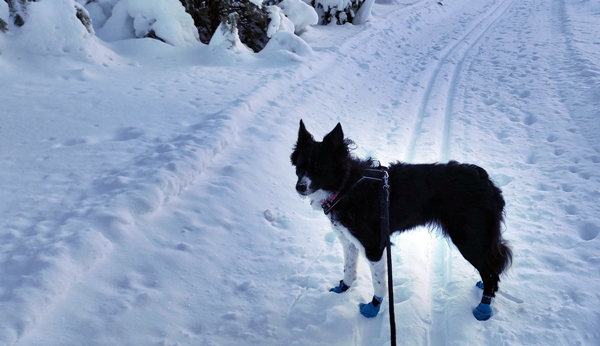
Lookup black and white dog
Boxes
[290,120,512,321]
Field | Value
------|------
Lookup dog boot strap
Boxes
[359,295,383,318]
[329,280,350,293]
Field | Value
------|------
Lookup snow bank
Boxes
[11,0,118,65]
[78,0,118,30]
[267,5,296,38]
[258,30,313,62]
[0,223,112,344]
[278,0,319,33]
[267,0,318,38]
[354,0,375,24]
[209,13,253,54]
[96,0,199,47]
[0,1,8,24]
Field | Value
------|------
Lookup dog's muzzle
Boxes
[296,181,308,195]
[295,176,311,196]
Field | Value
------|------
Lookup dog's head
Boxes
[290,120,352,202]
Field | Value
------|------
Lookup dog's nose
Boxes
[296,182,308,194]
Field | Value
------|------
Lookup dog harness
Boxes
[321,167,388,215]
[322,167,397,346]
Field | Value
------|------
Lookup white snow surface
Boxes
[1,0,600,345]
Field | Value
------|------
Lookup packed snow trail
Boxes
[2,0,599,345]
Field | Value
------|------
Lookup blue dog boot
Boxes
[359,295,383,318]
[329,280,350,294]
[476,281,484,289]
[473,295,493,321]
[473,303,492,321]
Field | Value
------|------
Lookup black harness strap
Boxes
[323,168,397,346]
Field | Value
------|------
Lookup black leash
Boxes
[324,168,397,346]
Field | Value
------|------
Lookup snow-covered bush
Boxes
[258,30,312,61]
[5,0,32,27]
[90,0,199,47]
[75,1,94,34]
[179,0,271,52]
[276,0,317,34]
[310,0,374,25]
[1,0,94,34]
[80,0,317,53]
[180,0,316,52]
[266,5,294,38]
[1,1,9,32]
[208,12,251,53]
[13,0,118,65]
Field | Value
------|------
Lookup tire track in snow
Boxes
[399,1,515,344]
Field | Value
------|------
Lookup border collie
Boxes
[290,120,512,321]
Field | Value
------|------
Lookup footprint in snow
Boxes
[523,113,537,125]
[175,242,192,252]
[495,130,509,140]
[536,182,552,191]
[563,204,578,215]
[114,127,143,141]
[526,153,538,164]
[264,209,290,229]
[492,174,513,187]
[577,222,599,241]
[578,172,590,180]
[560,183,575,192]
[62,138,87,147]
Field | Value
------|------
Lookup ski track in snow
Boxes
[1,0,599,345]
[399,1,517,344]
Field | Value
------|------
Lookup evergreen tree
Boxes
[310,0,368,25]
[179,0,270,52]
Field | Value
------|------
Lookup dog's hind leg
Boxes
[471,267,497,321]
[329,230,359,293]
[359,252,387,318]
[452,235,498,321]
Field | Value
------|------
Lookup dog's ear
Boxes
[291,119,314,165]
[322,122,344,148]
[297,119,315,146]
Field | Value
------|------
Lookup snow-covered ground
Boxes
[1,0,599,345]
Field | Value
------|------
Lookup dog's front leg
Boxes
[330,229,358,293]
[359,253,388,318]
